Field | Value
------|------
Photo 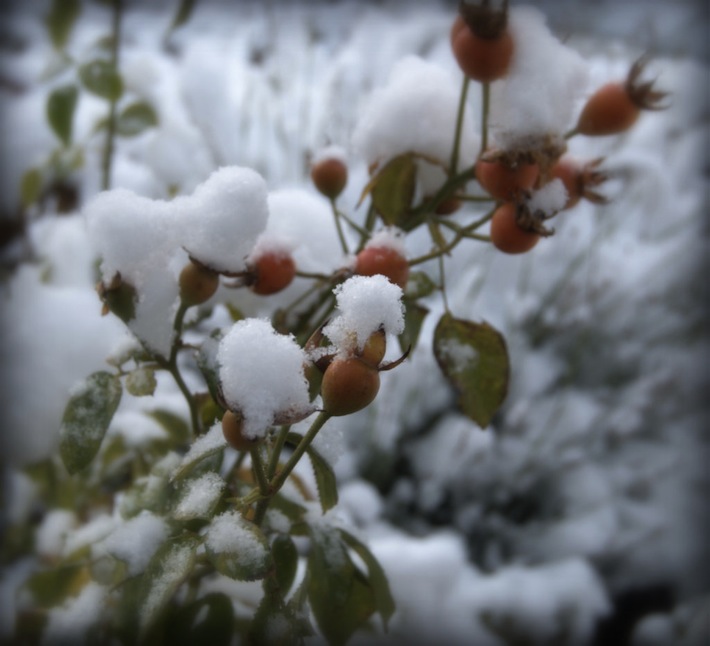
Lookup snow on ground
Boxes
[1,1,708,644]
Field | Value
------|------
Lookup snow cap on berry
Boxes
[217,318,312,439]
[526,179,568,218]
[489,7,589,152]
[364,227,407,256]
[352,56,480,171]
[323,275,405,357]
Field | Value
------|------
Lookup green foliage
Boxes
[20,167,43,209]
[46,84,78,147]
[79,59,123,100]
[433,312,510,428]
[365,153,417,227]
[45,0,81,50]
[287,432,338,513]
[115,101,159,136]
[59,371,122,474]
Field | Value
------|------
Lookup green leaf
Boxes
[168,0,197,34]
[20,168,43,209]
[125,367,157,397]
[59,371,122,474]
[307,525,377,645]
[164,593,234,646]
[272,534,299,596]
[339,529,396,630]
[405,271,438,299]
[286,432,338,513]
[46,84,78,147]
[136,534,200,638]
[367,154,416,227]
[79,59,123,101]
[433,313,509,428]
[205,512,272,581]
[115,101,158,137]
[399,300,429,355]
[45,0,81,50]
[25,563,90,607]
[147,409,190,446]
[197,332,227,409]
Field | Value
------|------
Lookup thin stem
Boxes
[480,82,491,153]
[270,412,331,493]
[266,425,291,480]
[458,194,495,202]
[101,0,123,191]
[356,203,377,253]
[564,127,579,139]
[449,75,471,175]
[157,301,202,436]
[439,254,450,313]
[330,198,349,255]
[251,447,271,526]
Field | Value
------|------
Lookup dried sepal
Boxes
[458,0,509,39]
[625,56,670,111]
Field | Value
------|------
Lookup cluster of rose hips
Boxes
[211,0,669,449]
[450,1,667,254]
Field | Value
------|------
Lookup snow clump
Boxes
[217,319,312,439]
[84,166,269,356]
[527,178,568,216]
[352,55,480,194]
[489,6,590,152]
[323,274,405,355]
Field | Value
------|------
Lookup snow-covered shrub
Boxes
[1,2,704,646]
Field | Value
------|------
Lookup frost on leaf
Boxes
[171,423,226,481]
[205,511,272,581]
[433,313,509,428]
[59,371,122,474]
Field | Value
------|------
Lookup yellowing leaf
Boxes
[433,313,509,428]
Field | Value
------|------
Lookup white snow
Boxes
[322,275,405,356]
[43,582,106,646]
[97,512,167,576]
[174,472,226,521]
[527,178,568,216]
[217,318,312,438]
[363,227,407,257]
[35,510,77,559]
[352,55,480,175]
[489,6,591,151]
[84,166,268,356]
[205,511,269,565]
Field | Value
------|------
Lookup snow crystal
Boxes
[205,511,268,563]
[174,472,225,520]
[352,55,480,171]
[43,582,106,646]
[322,275,405,355]
[217,319,312,438]
[527,178,568,216]
[98,512,167,576]
[489,6,590,150]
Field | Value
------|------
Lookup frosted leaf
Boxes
[217,319,312,439]
[323,275,405,355]
[352,55,479,170]
[489,7,590,151]
[99,512,167,576]
[172,423,226,480]
[35,510,77,558]
[205,511,272,581]
[174,472,225,521]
